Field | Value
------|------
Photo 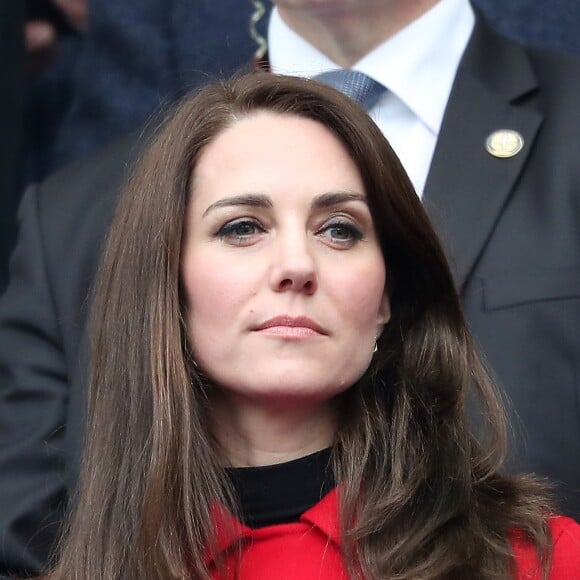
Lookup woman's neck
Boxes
[211,391,336,467]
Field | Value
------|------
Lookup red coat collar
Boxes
[205,487,340,566]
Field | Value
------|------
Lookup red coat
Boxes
[207,489,580,579]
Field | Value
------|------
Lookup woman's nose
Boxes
[268,233,318,295]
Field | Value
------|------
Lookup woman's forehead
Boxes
[189,111,366,214]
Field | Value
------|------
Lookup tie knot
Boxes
[314,70,384,110]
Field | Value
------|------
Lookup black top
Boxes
[226,448,334,528]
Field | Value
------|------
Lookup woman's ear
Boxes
[376,292,391,335]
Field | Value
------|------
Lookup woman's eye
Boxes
[318,221,364,247]
[216,219,266,245]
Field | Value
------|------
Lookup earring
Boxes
[373,342,378,354]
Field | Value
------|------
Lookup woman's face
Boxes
[182,111,389,407]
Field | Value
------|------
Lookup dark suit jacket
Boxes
[1,14,580,576]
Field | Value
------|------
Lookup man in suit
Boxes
[37,0,580,176]
[2,0,580,575]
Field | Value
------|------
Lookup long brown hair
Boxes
[48,73,552,579]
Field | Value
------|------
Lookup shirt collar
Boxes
[268,0,474,135]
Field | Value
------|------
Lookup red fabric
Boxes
[207,489,580,579]
[510,515,580,579]
[207,488,346,579]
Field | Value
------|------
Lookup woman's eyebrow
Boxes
[311,191,367,210]
[202,194,273,217]
[202,191,365,217]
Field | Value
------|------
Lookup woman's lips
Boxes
[253,315,328,337]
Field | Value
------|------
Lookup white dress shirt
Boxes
[268,0,475,197]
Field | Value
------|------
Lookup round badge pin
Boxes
[485,129,524,158]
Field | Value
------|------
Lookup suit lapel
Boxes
[423,16,542,290]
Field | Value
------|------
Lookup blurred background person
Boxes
[51,0,259,170]
[22,0,88,187]
[0,0,25,293]
[0,0,87,294]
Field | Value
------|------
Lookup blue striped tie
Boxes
[314,70,384,110]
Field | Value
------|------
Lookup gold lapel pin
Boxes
[485,129,524,158]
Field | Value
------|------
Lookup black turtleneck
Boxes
[226,448,334,529]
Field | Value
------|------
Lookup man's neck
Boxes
[276,0,440,67]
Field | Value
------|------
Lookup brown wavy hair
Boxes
[47,73,552,579]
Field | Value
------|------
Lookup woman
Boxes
[47,73,580,579]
